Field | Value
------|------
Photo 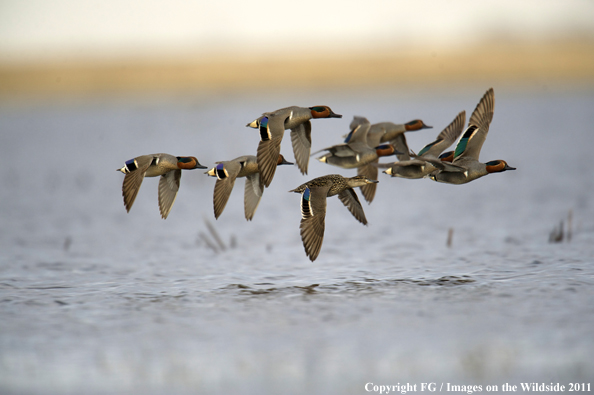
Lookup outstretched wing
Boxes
[256,112,288,187]
[290,120,312,175]
[338,188,368,225]
[158,169,181,219]
[454,88,494,161]
[357,161,378,204]
[244,173,264,221]
[299,185,330,261]
[388,134,411,162]
[121,155,154,212]
[418,111,466,158]
[349,116,370,131]
[345,122,371,144]
[212,161,241,220]
[257,137,283,188]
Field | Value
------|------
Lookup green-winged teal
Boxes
[380,111,466,179]
[289,174,377,261]
[428,88,516,184]
[206,154,293,221]
[359,118,433,160]
[117,154,206,219]
[246,106,342,187]
[314,116,398,203]
[349,117,431,201]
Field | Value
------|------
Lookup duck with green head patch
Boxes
[340,116,432,202]
[313,116,400,203]
[246,105,342,187]
[289,174,377,261]
[428,88,516,184]
[314,118,400,170]
[205,154,293,221]
[379,111,466,179]
[117,153,206,219]
[359,118,433,157]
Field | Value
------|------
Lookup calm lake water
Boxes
[1,86,593,394]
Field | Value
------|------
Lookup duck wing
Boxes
[387,134,411,161]
[121,155,154,213]
[257,137,282,188]
[299,184,331,261]
[344,121,371,144]
[454,88,494,161]
[158,169,181,219]
[257,113,287,187]
[290,120,312,175]
[349,116,370,131]
[418,111,466,158]
[212,161,241,220]
[244,173,264,221]
[419,156,468,173]
[357,161,378,204]
[338,188,368,225]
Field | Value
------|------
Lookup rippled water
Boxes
[1,86,593,394]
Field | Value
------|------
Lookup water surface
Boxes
[1,87,593,394]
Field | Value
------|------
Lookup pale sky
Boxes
[1,0,593,62]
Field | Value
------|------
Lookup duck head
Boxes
[347,175,379,187]
[374,144,400,158]
[177,156,207,170]
[277,154,294,166]
[309,106,342,119]
[485,160,516,173]
[404,120,432,131]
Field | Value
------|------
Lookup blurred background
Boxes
[1,0,594,99]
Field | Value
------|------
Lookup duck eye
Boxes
[177,157,191,163]
[486,160,501,166]
[311,106,325,112]
[405,120,418,126]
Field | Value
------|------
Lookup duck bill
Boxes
[329,112,342,118]
[280,158,294,165]
[421,125,433,129]
[505,164,516,171]
[246,119,259,128]
[205,168,217,177]
[194,163,208,169]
